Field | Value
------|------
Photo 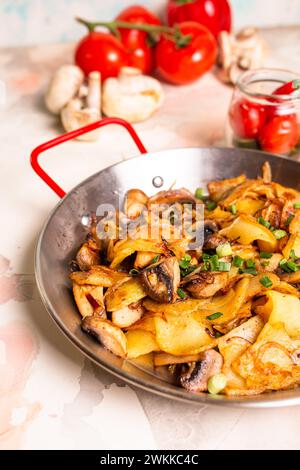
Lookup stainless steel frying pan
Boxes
[31,117,300,408]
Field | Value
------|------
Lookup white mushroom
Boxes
[218,28,267,85]
[112,301,144,328]
[102,67,164,123]
[60,71,102,141]
[45,64,84,114]
[82,316,127,358]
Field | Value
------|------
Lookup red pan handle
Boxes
[30,117,148,198]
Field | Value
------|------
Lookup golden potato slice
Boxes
[154,352,203,366]
[154,314,215,355]
[126,329,159,359]
[274,281,300,298]
[111,301,144,328]
[236,198,265,216]
[255,290,300,338]
[126,312,161,334]
[143,297,211,315]
[105,277,147,312]
[70,266,128,287]
[282,235,300,259]
[218,316,264,390]
[234,322,300,392]
[110,239,165,269]
[219,215,277,252]
[245,273,280,302]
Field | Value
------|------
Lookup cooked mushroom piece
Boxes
[76,238,100,271]
[141,257,180,303]
[180,349,223,392]
[112,301,144,328]
[184,272,229,298]
[202,220,226,250]
[81,316,127,358]
[124,189,148,220]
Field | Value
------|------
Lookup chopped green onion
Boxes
[179,254,192,269]
[218,261,231,272]
[246,259,255,268]
[260,276,273,288]
[177,288,187,299]
[230,203,237,215]
[207,373,227,395]
[260,252,273,259]
[210,254,219,271]
[290,249,297,261]
[294,203,300,210]
[258,217,271,228]
[261,261,270,267]
[286,261,299,272]
[273,229,287,240]
[129,268,140,276]
[214,331,223,338]
[216,242,233,257]
[195,188,205,200]
[285,214,295,226]
[151,255,160,264]
[233,255,244,268]
[206,312,223,321]
[206,201,217,211]
[180,265,197,277]
[239,267,258,275]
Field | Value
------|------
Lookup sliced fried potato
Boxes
[76,239,100,271]
[234,322,300,392]
[219,215,277,252]
[154,314,215,355]
[208,174,246,202]
[110,239,166,269]
[126,329,159,359]
[282,235,300,259]
[245,273,280,302]
[70,266,128,287]
[143,297,211,315]
[105,277,147,312]
[154,352,203,366]
[255,290,300,338]
[236,198,265,216]
[81,316,127,358]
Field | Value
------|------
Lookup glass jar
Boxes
[227,68,300,157]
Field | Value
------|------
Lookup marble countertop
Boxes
[1,26,300,450]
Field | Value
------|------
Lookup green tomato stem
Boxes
[76,17,192,48]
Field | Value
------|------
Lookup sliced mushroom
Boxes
[141,257,180,303]
[180,349,223,392]
[73,283,105,318]
[45,64,84,114]
[148,188,197,207]
[184,272,229,299]
[202,220,226,250]
[124,189,148,220]
[82,316,127,358]
[61,71,101,141]
[76,238,100,271]
[112,301,144,328]
[102,66,164,123]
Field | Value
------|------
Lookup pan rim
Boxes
[35,146,300,408]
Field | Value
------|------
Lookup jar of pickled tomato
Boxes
[227,68,300,157]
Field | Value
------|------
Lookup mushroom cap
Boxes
[45,64,84,114]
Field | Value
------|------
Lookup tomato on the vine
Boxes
[116,5,160,74]
[75,31,128,79]
[259,114,299,155]
[167,0,231,38]
[229,99,266,140]
[155,22,217,85]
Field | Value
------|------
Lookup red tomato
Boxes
[259,114,299,155]
[75,31,128,79]
[229,99,266,140]
[167,0,231,38]
[116,6,161,74]
[155,22,217,85]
